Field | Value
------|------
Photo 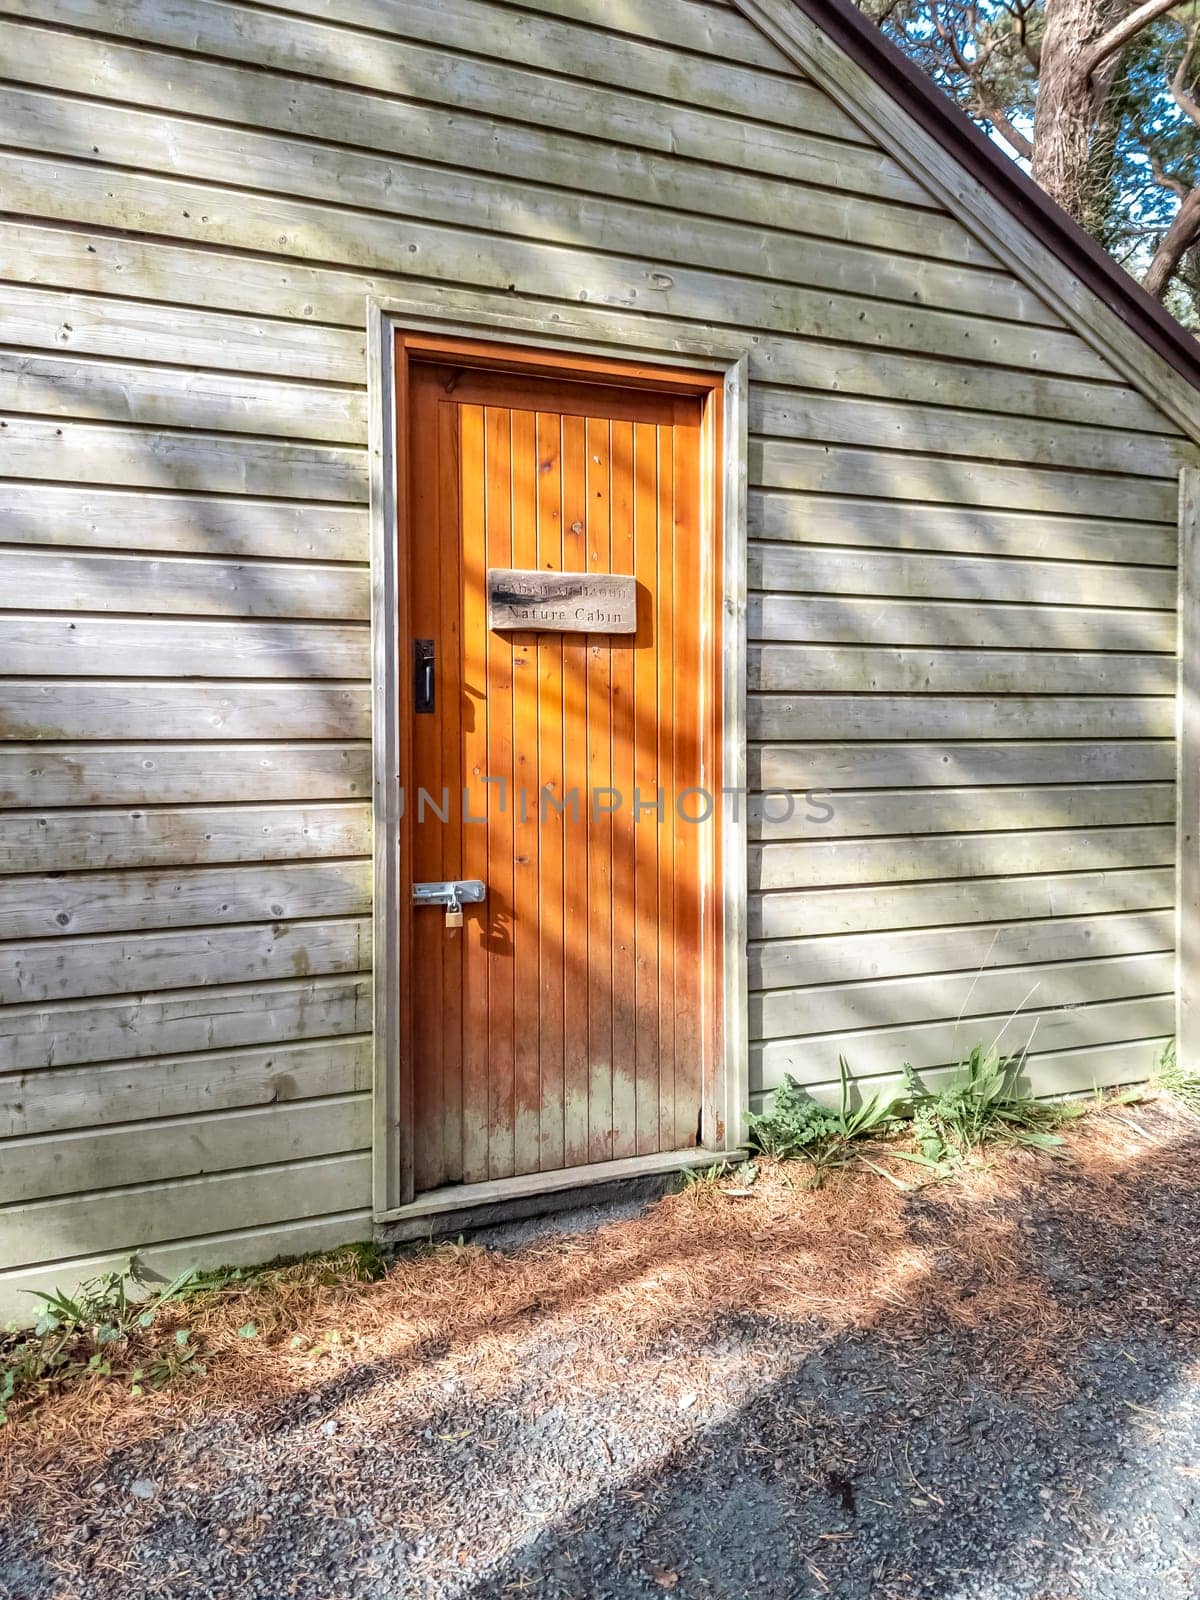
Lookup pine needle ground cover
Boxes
[2,1100,1200,1600]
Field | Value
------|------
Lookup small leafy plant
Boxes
[0,1265,200,1423]
[748,1057,902,1184]
[903,1044,1079,1167]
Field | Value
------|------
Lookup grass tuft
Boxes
[1152,1039,1200,1111]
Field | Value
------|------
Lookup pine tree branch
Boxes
[1077,0,1186,84]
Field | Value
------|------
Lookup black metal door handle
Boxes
[414,638,435,714]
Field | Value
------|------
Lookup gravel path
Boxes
[3,1104,1200,1600]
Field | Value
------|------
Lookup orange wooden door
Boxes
[404,350,720,1194]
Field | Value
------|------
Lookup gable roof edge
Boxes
[729,0,1200,445]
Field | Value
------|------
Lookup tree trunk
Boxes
[1145,186,1200,299]
[1032,0,1122,224]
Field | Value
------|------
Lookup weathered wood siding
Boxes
[0,0,1194,1315]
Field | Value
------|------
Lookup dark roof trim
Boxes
[790,0,1200,397]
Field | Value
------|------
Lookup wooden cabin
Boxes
[4,0,1200,1319]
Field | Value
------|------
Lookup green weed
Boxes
[903,1044,1081,1167]
[747,1056,903,1185]
[0,1264,201,1423]
[1151,1038,1200,1110]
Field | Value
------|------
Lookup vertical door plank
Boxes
[671,399,705,1149]
[561,412,591,1168]
[610,418,638,1159]
[484,406,516,1181]
[510,407,542,1175]
[632,419,662,1156]
[459,402,491,1184]
[655,422,678,1149]
[585,415,615,1164]
[438,394,465,1184]
[536,412,566,1172]
[410,371,444,1193]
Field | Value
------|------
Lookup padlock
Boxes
[445,906,464,929]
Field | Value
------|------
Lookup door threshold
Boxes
[374,1147,744,1242]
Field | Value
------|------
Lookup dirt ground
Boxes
[3,1099,1200,1599]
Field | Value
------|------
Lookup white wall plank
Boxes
[750,594,1175,651]
[2,682,368,741]
[752,739,1176,789]
[0,1035,372,1138]
[2,1094,371,1203]
[0,859,372,941]
[0,974,372,1072]
[748,783,1173,841]
[752,866,1175,940]
[0,743,371,808]
[753,996,1173,1089]
[0,282,366,384]
[0,350,366,444]
[4,617,370,679]
[0,550,368,620]
[752,825,1175,891]
[751,909,1175,990]
[749,694,1174,741]
[750,644,1174,695]
[0,916,371,1004]
[0,414,368,501]
[2,483,368,560]
[0,802,370,873]
[2,1151,372,1265]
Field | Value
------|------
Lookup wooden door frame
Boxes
[368,291,750,1221]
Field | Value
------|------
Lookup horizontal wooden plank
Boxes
[6,223,1125,432]
[751,545,1177,609]
[0,18,979,256]
[1,483,368,560]
[750,645,1175,695]
[751,909,1175,990]
[0,87,1028,323]
[0,350,366,444]
[1,742,371,809]
[5,0,871,148]
[1,859,373,941]
[0,917,371,1005]
[749,695,1174,742]
[751,865,1175,940]
[0,413,368,502]
[0,551,368,620]
[0,1149,372,1267]
[753,826,1175,892]
[752,740,1177,790]
[753,995,1173,1089]
[1,1093,371,1204]
[747,344,1169,434]
[751,1036,1167,1106]
[0,1035,372,1137]
[750,594,1177,651]
[753,951,1173,1039]
[753,386,1193,479]
[748,783,1174,841]
[0,1206,373,1326]
[312,0,799,72]
[0,973,372,1072]
[1,682,369,740]
[0,283,366,385]
[754,439,1178,523]
[4,617,371,679]
[748,492,1178,565]
[0,803,370,874]
[0,158,1106,377]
